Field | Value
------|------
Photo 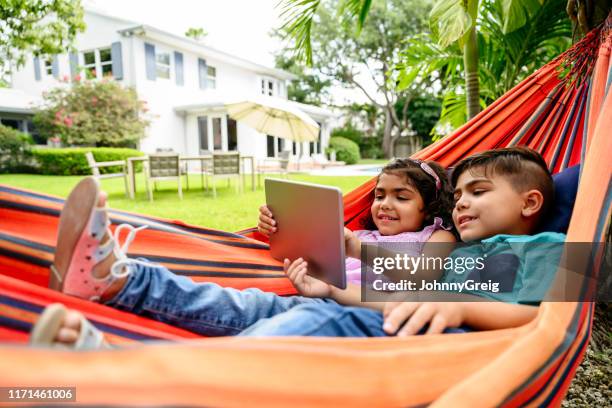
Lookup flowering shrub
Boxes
[33,78,150,147]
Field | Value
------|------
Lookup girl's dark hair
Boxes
[361,158,455,232]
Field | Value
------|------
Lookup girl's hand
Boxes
[284,258,333,298]
[257,205,277,237]
[344,227,361,259]
[382,302,463,336]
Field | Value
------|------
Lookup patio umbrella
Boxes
[225,95,319,142]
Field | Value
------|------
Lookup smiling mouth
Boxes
[378,214,398,221]
[457,215,476,227]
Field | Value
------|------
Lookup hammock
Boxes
[0,16,610,407]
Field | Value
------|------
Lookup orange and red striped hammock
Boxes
[0,16,610,407]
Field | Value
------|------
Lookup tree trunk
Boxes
[382,108,394,158]
[464,1,480,119]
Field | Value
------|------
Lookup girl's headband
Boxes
[411,159,442,190]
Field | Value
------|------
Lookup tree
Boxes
[275,54,331,106]
[33,78,150,148]
[397,0,571,134]
[185,27,208,41]
[278,0,433,157]
[0,0,85,77]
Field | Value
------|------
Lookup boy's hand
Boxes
[284,258,332,298]
[344,227,361,259]
[382,302,463,336]
[257,205,277,237]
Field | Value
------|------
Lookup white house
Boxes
[7,8,336,165]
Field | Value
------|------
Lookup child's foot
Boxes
[30,303,108,350]
[51,177,143,302]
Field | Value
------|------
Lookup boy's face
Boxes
[452,167,529,241]
[371,173,426,236]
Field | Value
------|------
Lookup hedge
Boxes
[31,147,145,175]
[327,137,361,165]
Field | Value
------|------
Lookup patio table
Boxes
[126,154,256,199]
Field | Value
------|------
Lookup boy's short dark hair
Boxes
[451,147,554,220]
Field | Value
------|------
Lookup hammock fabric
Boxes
[0,16,610,407]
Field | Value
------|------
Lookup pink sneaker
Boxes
[50,177,146,302]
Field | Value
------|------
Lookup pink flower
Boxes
[63,116,73,127]
[62,75,69,83]
[91,96,98,106]
[74,74,82,82]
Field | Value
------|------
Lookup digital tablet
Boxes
[265,178,346,289]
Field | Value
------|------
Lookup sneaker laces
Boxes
[109,224,154,279]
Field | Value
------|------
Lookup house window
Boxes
[212,117,222,150]
[292,142,297,155]
[277,138,284,154]
[198,116,208,151]
[99,48,113,77]
[207,66,216,89]
[155,51,171,79]
[44,59,53,76]
[81,47,113,79]
[227,117,237,151]
[261,78,275,96]
[267,135,275,158]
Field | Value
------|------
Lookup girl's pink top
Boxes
[345,217,447,285]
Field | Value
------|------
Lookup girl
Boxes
[32,159,456,348]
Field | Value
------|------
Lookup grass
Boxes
[0,173,371,231]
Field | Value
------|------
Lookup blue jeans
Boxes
[107,261,470,337]
[106,260,333,336]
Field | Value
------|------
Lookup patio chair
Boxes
[85,152,129,197]
[210,152,242,198]
[257,150,290,188]
[144,153,183,201]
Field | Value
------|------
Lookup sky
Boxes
[85,0,372,106]
[86,0,285,68]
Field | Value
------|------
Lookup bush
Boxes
[33,78,150,147]
[31,147,144,175]
[330,123,364,146]
[0,125,34,173]
[328,137,361,165]
[359,135,384,159]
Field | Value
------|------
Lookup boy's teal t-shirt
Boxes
[441,231,567,304]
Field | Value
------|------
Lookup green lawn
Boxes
[0,173,371,232]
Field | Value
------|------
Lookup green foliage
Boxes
[0,0,85,77]
[31,147,144,175]
[185,27,207,41]
[278,0,322,65]
[331,123,364,145]
[429,0,474,48]
[0,125,34,173]
[401,95,442,145]
[328,136,361,164]
[397,0,571,136]
[359,135,384,159]
[33,79,149,147]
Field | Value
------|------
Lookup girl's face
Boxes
[371,172,426,236]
